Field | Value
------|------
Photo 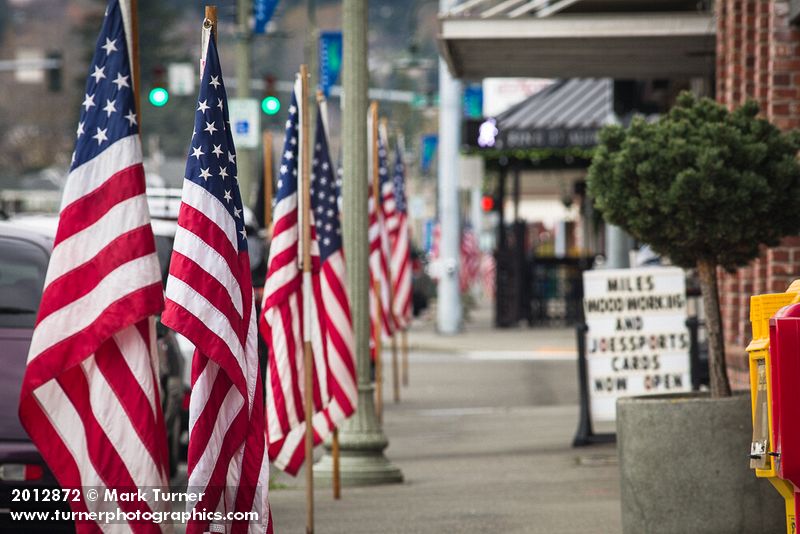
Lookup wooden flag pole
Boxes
[373,278,384,424]
[379,118,401,405]
[299,64,315,534]
[370,102,385,423]
[391,332,400,403]
[262,130,273,232]
[204,5,217,39]
[402,328,409,387]
[204,5,217,40]
[332,428,341,500]
[316,89,342,501]
[395,131,410,388]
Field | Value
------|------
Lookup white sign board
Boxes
[15,48,44,84]
[168,63,195,96]
[228,98,261,149]
[583,267,691,423]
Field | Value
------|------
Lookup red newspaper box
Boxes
[769,302,800,524]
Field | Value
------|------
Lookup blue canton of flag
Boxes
[275,92,299,207]
[184,36,247,250]
[311,112,342,261]
[377,134,390,190]
[393,141,407,214]
[72,0,137,170]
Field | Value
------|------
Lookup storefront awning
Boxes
[483,78,617,150]
[438,11,715,80]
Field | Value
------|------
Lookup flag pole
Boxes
[204,5,217,40]
[373,278,384,423]
[262,130,273,233]
[300,63,315,534]
[332,427,341,499]
[401,329,409,386]
[381,119,400,405]
[316,88,342,501]
[397,131,410,388]
[391,328,399,402]
[370,101,384,423]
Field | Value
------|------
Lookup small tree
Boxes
[587,92,800,398]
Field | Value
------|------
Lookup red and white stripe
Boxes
[368,195,394,356]
[260,200,329,475]
[390,211,412,329]
[260,81,333,475]
[164,185,270,534]
[264,99,357,475]
[19,133,170,534]
[377,133,409,330]
[368,132,395,346]
[460,227,481,292]
[162,31,270,533]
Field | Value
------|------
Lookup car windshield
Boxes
[0,236,47,328]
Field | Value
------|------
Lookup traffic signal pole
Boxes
[305,0,317,144]
[437,0,463,334]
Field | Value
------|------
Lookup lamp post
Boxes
[313,0,403,486]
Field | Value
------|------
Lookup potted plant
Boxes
[587,92,800,533]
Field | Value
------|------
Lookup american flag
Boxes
[19,1,170,531]
[264,97,357,475]
[161,28,270,533]
[260,80,329,475]
[390,142,412,329]
[429,222,441,265]
[460,225,482,292]
[368,121,395,354]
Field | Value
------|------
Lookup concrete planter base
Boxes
[617,392,784,534]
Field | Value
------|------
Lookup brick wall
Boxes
[716,0,800,389]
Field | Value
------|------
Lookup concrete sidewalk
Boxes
[268,306,622,533]
[406,300,578,357]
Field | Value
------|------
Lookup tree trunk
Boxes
[696,259,732,398]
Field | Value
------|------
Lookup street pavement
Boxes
[268,302,622,533]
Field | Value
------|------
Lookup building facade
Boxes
[716,0,800,387]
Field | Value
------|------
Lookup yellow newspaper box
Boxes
[748,280,800,533]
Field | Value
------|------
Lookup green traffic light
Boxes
[149,87,169,107]
[262,96,280,115]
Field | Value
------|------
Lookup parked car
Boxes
[4,216,186,476]
[0,222,73,532]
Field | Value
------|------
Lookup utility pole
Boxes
[236,0,254,207]
[437,0,463,334]
[314,0,403,486]
[305,0,318,143]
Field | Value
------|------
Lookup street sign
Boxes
[228,98,261,149]
[582,267,691,423]
[319,31,343,97]
[254,0,280,34]
[168,63,195,96]
[463,84,483,119]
